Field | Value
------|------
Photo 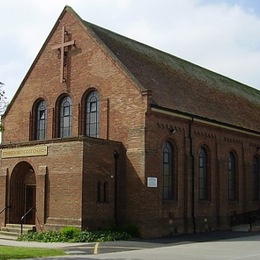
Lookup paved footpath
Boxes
[1,231,260,259]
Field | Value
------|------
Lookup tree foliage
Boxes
[0,82,7,131]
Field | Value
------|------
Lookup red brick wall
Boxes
[1,9,148,231]
[140,110,260,237]
[0,137,124,231]
[0,166,8,227]
[2,10,147,144]
[82,138,125,230]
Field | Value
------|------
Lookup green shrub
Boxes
[18,230,65,243]
[18,226,132,243]
[61,226,80,240]
[74,230,96,242]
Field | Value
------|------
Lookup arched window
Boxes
[85,90,100,138]
[162,141,175,200]
[253,156,260,201]
[228,152,237,201]
[59,96,72,138]
[198,147,209,200]
[35,100,47,140]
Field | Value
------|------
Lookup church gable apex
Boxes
[3,6,145,117]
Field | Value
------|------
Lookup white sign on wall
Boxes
[147,177,158,188]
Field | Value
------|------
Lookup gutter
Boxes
[151,106,260,138]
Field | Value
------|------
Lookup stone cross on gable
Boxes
[52,26,75,83]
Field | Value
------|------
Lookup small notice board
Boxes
[147,177,158,188]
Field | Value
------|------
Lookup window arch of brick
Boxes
[32,99,47,140]
[228,151,237,201]
[85,90,100,138]
[198,146,210,201]
[253,156,260,201]
[162,141,176,200]
[58,95,72,138]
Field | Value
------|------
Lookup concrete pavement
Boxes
[1,231,260,259]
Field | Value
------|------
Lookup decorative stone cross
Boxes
[52,26,75,83]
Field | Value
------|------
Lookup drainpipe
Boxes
[113,150,119,227]
[189,118,196,234]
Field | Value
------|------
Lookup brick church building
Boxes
[0,6,260,238]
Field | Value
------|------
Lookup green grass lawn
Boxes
[0,246,66,259]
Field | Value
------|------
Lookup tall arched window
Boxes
[198,147,209,200]
[228,152,237,201]
[162,141,174,200]
[86,90,100,138]
[253,156,260,201]
[59,96,72,138]
[35,100,47,140]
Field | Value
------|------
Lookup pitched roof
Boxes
[4,6,259,134]
[83,19,260,133]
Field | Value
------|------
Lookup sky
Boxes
[1,0,260,101]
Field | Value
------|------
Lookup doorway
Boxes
[9,162,36,224]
